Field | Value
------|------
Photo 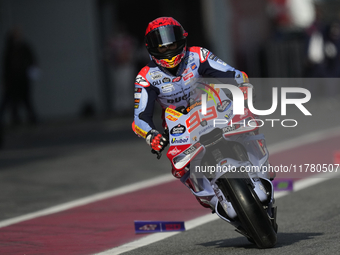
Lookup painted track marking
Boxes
[0,126,339,254]
[0,174,174,229]
[2,126,339,229]
[96,170,340,255]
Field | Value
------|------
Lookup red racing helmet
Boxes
[145,17,188,69]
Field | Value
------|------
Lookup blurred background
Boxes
[0,0,340,239]
[0,0,339,148]
[1,2,340,253]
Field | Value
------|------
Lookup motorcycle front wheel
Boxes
[217,175,277,248]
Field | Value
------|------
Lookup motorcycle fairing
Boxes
[165,85,275,223]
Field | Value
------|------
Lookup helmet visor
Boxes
[146,25,185,48]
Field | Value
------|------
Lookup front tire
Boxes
[217,175,277,248]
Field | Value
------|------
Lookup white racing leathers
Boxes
[133,46,248,138]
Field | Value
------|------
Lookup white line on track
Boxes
[0,174,174,228]
[0,126,340,252]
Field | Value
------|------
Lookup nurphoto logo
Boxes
[200,84,312,128]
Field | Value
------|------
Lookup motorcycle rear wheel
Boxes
[217,175,277,248]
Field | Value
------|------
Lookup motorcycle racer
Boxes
[132,17,250,184]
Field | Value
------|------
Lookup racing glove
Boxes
[146,129,169,152]
[234,70,249,85]
[239,82,254,101]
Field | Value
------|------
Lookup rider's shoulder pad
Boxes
[135,66,150,87]
[189,46,210,63]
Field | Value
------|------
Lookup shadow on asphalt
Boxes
[198,232,323,249]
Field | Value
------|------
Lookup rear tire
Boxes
[217,175,277,248]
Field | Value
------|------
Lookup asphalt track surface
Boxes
[0,95,340,254]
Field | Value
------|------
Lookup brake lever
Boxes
[151,149,162,159]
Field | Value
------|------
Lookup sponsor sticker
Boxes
[183,68,190,75]
[166,115,178,122]
[135,125,147,138]
[186,100,202,112]
[183,142,200,155]
[172,76,181,82]
[134,93,141,99]
[134,221,185,233]
[198,124,213,135]
[170,124,186,136]
[224,110,233,119]
[171,137,189,144]
[168,147,181,156]
[217,100,231,112]
[152,80,161,86]
[161,84,175,93]
[222,124,239,134]
[209,53,217,60]
[185,53,195,64]
[183,72,194,82]
[149,71,162,80]
[217,59,227,66]
[166,108,182,118]
[162,77,171,83]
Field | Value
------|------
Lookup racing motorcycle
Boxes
[156,83,278,248]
